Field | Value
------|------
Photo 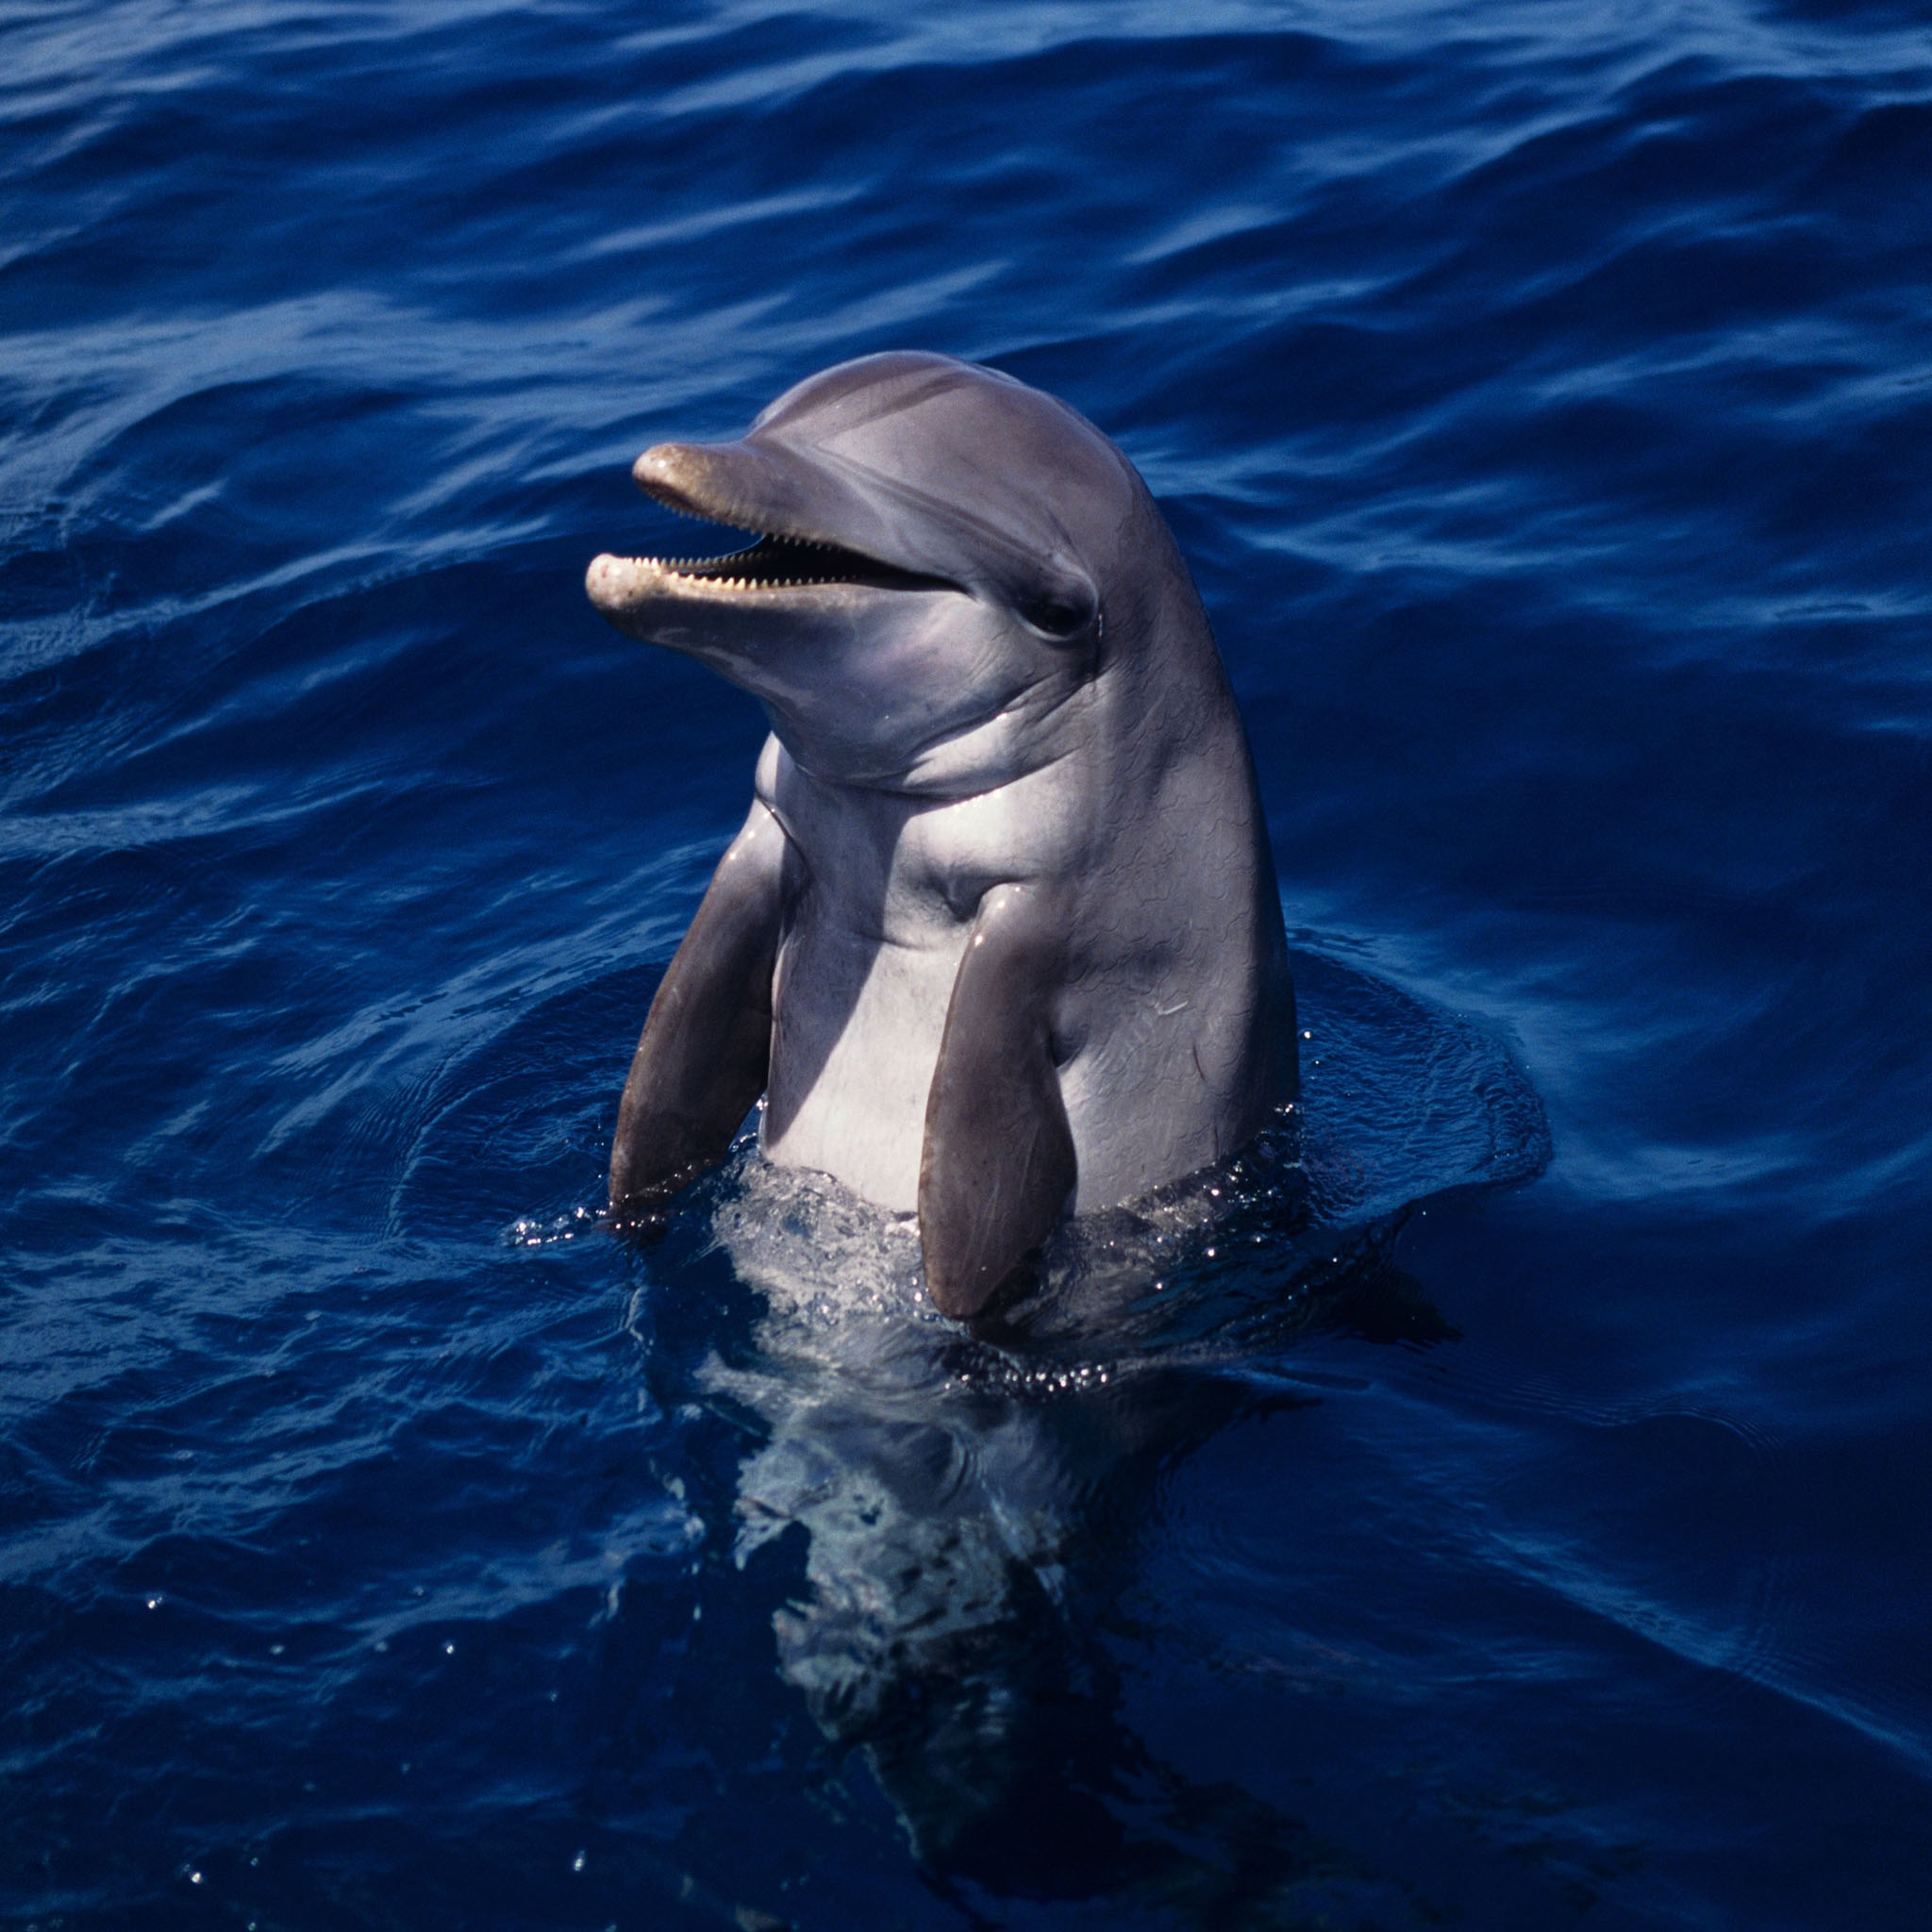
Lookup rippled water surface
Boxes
[5,1,1931,1925]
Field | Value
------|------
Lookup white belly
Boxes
[760,906,968,1212]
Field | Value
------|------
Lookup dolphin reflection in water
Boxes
[659,1132,1454,1915]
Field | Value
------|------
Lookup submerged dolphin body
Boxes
[587,352,1295,1316]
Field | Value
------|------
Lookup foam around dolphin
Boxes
[587,352,1295,1317]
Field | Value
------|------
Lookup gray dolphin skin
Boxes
[586,352,1296,1317]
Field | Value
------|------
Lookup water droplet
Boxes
[572,1850,588,1874]
[442,1641,456,1656]
[145,1595,162,1610]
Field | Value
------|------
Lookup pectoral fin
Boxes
[919,884,1075,1319]
[608,803,787,1222]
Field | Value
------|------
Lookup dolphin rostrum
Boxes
[587,352,1296,1317]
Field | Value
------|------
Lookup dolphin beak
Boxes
[586,437,961,653]
[584,551,665,620]
[628,441,813,535]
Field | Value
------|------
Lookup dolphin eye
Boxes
[1018,591,1093,640]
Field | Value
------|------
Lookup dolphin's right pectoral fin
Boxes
[608,803,787,1224]
[920,884,1076,1320]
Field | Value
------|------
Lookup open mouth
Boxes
[590,441,967,626]
[642,529,954,592]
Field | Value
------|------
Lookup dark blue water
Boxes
[5,1,1930,1925]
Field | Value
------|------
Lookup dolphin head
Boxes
[587,353,1188,791]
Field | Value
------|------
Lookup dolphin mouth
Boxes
[616,455,960,596]
[630,525,957,595]
[587,438,968,634]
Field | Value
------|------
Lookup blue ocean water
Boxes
[4,0,1930,1925]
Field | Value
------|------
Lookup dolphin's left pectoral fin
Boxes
[608,803,786,1224]
[920,884,1075,1319]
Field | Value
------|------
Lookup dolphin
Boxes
[586,352,1295,1317]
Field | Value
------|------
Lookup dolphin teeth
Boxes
[624,528,954,595]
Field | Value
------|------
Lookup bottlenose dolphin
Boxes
[586,351,1295,1316]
